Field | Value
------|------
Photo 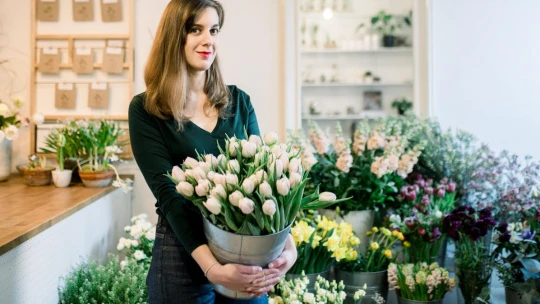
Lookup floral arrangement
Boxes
[442,206,497,303]
[388,262,455,301]
[465,149,540,221]
[303,120,423,212]
[389,174,457,263]
[168,132,347,236]
[288,213,360,274]
[0,96,26,143]
[116,213,155,268]
[492,208,540,302]
[269,272,366,304]
[338,226,402,273]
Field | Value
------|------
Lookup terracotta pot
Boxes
[22,167,55,186]
[78,170,114,188]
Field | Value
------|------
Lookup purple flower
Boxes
[432,227,442,240]
[424,187,434,195]
[499,231,511,242]
[447,182,456,193]
[479,208,492,219]
[406,191,417,202]
[496,222,508,233]
[436,187,446,198]
[421,195,430,206]
[522,229,535,240]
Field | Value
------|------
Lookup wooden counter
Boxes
[0,174,126,255]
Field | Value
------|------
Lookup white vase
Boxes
[319,209,375,253]
[52,169,73,188]
[0,139,12,182]
[370,34,380,50]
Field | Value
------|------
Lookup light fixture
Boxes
[322,7,333,20]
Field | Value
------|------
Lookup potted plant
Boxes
[21,154,55,186]
[392,98,413,115]
[388,262,456,304]
[370,10,410,47]
[45,133,72,187]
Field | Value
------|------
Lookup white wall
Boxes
[429,0,540,158]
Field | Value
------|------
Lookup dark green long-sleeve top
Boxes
[128,85,260,254]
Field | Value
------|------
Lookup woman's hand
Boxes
[206,263,280,297]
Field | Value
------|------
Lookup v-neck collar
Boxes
[188,117,222,135]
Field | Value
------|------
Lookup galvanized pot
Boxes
[0,139,12,181]
[285,269,330,292]
[202,216,291,299]
[336,269,388,304]
[397,296,443,304]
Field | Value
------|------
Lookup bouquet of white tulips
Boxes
[168,131,348,235]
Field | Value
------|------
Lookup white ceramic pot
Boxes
[0,139,12,182]
[52,169,73,188]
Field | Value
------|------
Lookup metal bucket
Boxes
[336,269,388,304]
[0,139,12,182]
[202,216,291,299]
[285,269,330,292]
[397,296,443,304]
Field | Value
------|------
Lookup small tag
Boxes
[107,40,124,47]
[58,83,74,90]
[43,47,58,55]
[106,47,122,54]
[76,48,92,55]
[102,0,118,3]
[91,82,107,90]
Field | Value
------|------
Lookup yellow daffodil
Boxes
[403,241,411,248]
[323,233,341,251]
[311,235,322,248]
[381,228,392,237]
[332,247,348,261]
[345,249,358,261]
[350,236,360,246]
[384,249,392,259]
[317,216,338,232]
[398,232,405,241]
[372,227,379,233]
[392,230,399,237]
[370,242,380,251]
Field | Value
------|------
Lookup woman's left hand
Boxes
[249,234,297,297]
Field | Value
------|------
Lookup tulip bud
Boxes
[203,196,222,215]
[259,181,273,198]
[289,172,302,189]
[192,167,207,181]
[212,173,226,188]
[211,184,227,200]
[279,152,290,173]
[319,192,337,202]
[172,166,185,182]
[406,191,417,202]
[263,132,278,146]
[288,158,302,175]
[447,182,456,193]
[249,135,262,147]
[436,187,446,198]
[242,178,255,194]
[228,138,239,157]
[256,170,269,184]
[227,159,240,174]
[225,173,239,190]
[269,159,284,178]
[262,200,277,217]
[241,140,257,158]
[424,187,434,195]
[205,154,218,169]
[195,179,211,196]
[217,154,228,169]
[238,198,255,214]
[254,151,265,167]
[229,190,244,207]
[276,177,290,196]
[176,181,194,197]
[184,157,199,169]
[248,175,259,187]
[207,171,216,181]
[198,162,211,173]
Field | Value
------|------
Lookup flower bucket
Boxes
[285,269,330,292]
[52,169,73,188]
[79,170,114,188]
[456,267,492,304]
[397,296,443,304]
[320,209,375,253]
[406,237,447,266]
[23,168,54,186]
[0,139,12,182]
[336,269,388,304]
[202,216,291,299]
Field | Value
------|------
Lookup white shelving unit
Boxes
[301,47,412,54]
[302,82,413,88]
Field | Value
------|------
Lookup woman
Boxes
[128,0,297,303]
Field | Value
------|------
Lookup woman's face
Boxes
[184,7,220,72]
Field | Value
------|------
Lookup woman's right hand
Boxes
[206,263,280,296]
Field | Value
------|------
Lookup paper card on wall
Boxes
[100,0,122,22]
[73,0,94,21]
[72,49,94,74]
[107,40,124,47]
[88,83,109,109]
[37,0,59,22]
[101,47,124,74]
[55,83,76,109]
[38,48,61,74]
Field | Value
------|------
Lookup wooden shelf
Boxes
[35,63,130,69]
[302,82,413,88]
[36,34,130,40]
[301,47,412,54]
[303,112,387,120]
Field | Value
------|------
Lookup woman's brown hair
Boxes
[144,0,229,130]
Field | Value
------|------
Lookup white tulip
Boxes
[228,138,239,157]
[263,132,278,146]
[269,159,284,178]
[172,166,186,182]
[205,154,218,168]
[254,151,266,167]
[319,192,337,202]
[262,200,277,217]
[289,172,302,189]
[176,181,194,197]
[32,113,44,125]
[0,130,4,144]
[276,177,290,196]
[241,140,257,158]
[203,196,222,215]
[259,181,273,198]
[242,178,255,194]
[192,167,207,181]
[238,198,255,214]
[211,184,227,200]
[184,169,194,180]
[184,157,199,169]
[198,162,211,173]
[302,154,318,171]
[227,159,240,174]
[279,152,290,173]
[4,125,18,140]
[249,135,262,147]
[0,103,10,117]
[212,173,227,188]
[195,179,211,196]
[229,190,244,207]
[256,170,269,184]
[217,154,228,169]
[289,158,302,174]
[207,171,216,181]
[225,172,239,189]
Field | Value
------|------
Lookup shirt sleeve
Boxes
[128,96,206,254]
[244,93,260,136]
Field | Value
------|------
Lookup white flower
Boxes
[192,167,207,181]
[0,103,11,116]
[336,151,353,173]
[133,250,147,261]
[217,154,228,169]
[210,184,227,200]
[229,190,244,207]
[205,154,218,168]
[207,171,215,181]
[435,211,443,218]
[203,196,222,215]
[195,179,211,196]
[32,113,44,125]
[387,154,399,172]
[242,178,255,194]
[176,181,194,197]
[184,157,199,169]
[198,162,211,173]
[301,154,317,171]
[109,155,119,162]
[289,172,302,189]
[228,137,239,157]
[171,166,185,182]
[145,229,156,241]
[124,225,131,232]
[227,159,240,174]
[130,225,143,240]
[254,151,265,167]
[319,192,336,202]
[279,152,290,173]
[238,198,255,214]
[212,173,227,188]
[131,239,139,247]
[276,177,290,196]
[507,223,515,232]
[0,130,4,144]
[259,181,273,197]
[262,200,276,216]
[120,259,128,270]
[142,222,153,232]
[241,140,257,158]
[303,293,315,304]
[137,213,148,221]
[4,125,18,140]
[269,159,284,178]
[225,173,239,189]
[117,238,125,251]
[288,158,303,175]
[255,170,268,184]
[263,132,278,145]
[249,135,262,147]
